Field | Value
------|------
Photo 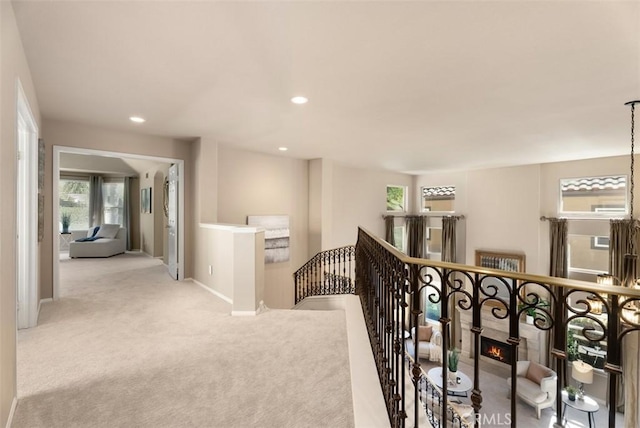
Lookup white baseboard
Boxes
[231,310,256,316]
[38,298,53,321]
[189,278,233,304]
[6,397,17,428]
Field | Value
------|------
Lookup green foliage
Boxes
[61,180,89,195]
[519,296,549,317]
[386,186,405,211]
[61,211,71,229]
[448,347,460,372]
[565,385,578,395]
[567,329,579,362]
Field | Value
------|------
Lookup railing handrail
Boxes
[356,226,636,428]
[293,245,356,304]
[293,245,356,278]
[359,226,640,298]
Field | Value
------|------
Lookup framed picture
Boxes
[475,250,526,305]
[38,138,45,191]
[247,215,290,263]
[141,187,152,213]
[38,194,44,242]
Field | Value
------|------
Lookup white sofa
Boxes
[506,360,557,419]
[69,226,126,258]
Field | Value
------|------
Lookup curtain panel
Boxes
[546,218,568,369]
[608,218,640,413]
[88,175,104,228]
[384,216,395,247]
[123,177,132,251]
[405,216,426,258]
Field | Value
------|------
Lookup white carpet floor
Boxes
[15,253,354,427]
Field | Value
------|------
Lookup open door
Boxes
[167,163,179,279]
[16,82,39,329]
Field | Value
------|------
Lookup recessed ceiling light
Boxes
[291,96,308,105]
[279,147,288,152]
[129,116,146,123]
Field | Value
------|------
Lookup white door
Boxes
[167,164,179,279]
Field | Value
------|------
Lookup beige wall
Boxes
[1,2,42,425]
[41,119,193,298]
[329,163,413,249]
[214,146,309,309]
[138,165,169,258]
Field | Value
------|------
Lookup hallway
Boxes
[15,254,354,427]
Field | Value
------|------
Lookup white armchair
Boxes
[507,361,557,419]
[410,325,442,362]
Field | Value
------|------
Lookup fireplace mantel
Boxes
[458,308,547,366]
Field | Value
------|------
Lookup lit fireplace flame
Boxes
[487,345,504,360]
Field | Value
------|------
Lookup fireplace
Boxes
[481,337,511,365]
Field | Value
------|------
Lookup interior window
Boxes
[387,185,407,212]
[568,234,609,275]
[103,179,125,225]
[559,175,627,216]
[393,224,406,253]
[59,178,90,231]
[422,186,455,212]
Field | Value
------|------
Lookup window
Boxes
[422,186,455,213]
[59,176,125,231]
[387,185,407,212]
[424,284,441,322]
[103,179,125,225]
[560,175,627,216]
[59,178,90,231]
[568,234,609,275]
[393,224,406,253]
[425,227,442,260]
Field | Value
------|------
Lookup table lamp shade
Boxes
[572,360,594,384]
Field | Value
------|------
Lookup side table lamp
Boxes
[572,360,594,400]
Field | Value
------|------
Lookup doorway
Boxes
[16,81,39,329]
[52,146,186,299]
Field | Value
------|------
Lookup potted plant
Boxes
[565,385,578,401]
[61,212,71,234]
[519,296,549,324]
[448,347,460,382]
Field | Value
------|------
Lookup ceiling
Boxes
[60,152,167,177]
[12,1,640,174]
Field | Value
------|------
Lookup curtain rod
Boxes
[382,214,465,220]
[539,216,626,221]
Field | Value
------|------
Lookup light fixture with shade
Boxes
[572,360,594,400]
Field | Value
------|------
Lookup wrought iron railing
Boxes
[355,226,640,428]
[293,245,356,304]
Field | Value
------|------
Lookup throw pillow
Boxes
[96,224,120,239]
[86,226,100,238]
[526,362,552,385]
[417,325,433,342]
